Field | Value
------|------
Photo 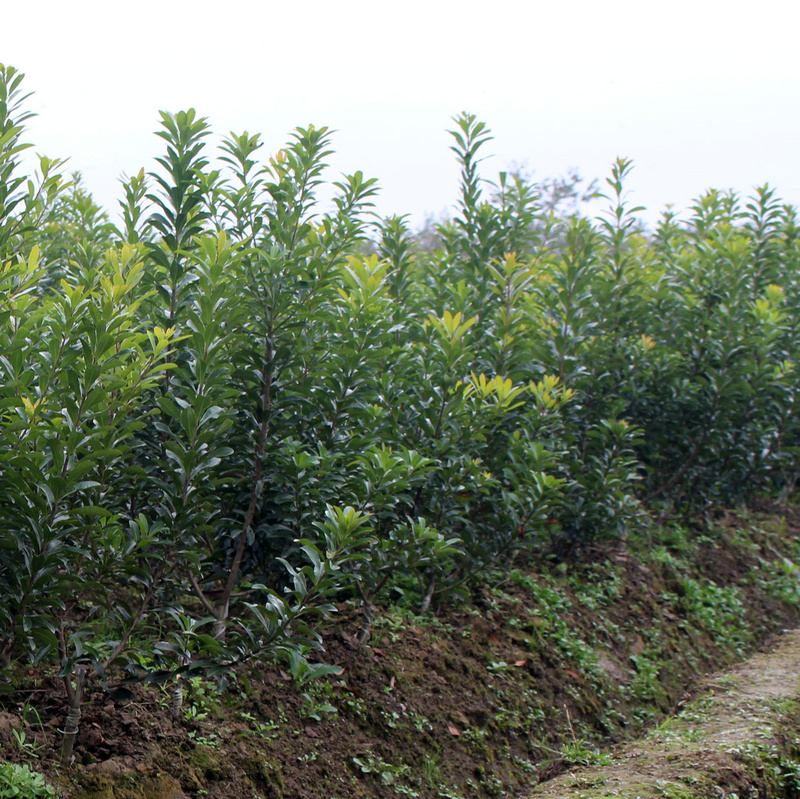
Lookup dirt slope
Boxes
[3,505,800,798]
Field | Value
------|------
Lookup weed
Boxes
[182,677,223,722]
[647,714,706,745]
[351,753,410,787]
[436,790,467,799]
[286,647,342,687]
[461,725,490,744]
[239,711,280,740]
[421,749,442,787]
[567,563,624,610]
[381,709,402,729]
[630,652,667,702]
[299,694,338,722]
[649,546,687,570]
[679,578,752,655]
[508,570,571,612]
[187,730,220,748]
[560,738,614,766]
[653,781,696,798]
[339,691,369,719]
[730,740,800,792]
[10,702,48,759]
[299,680,338,721]
[404,709,433,733]
[717,673,741,689]
[512,755,538,775]
[0,763,58,798]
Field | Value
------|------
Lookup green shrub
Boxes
[0,63,798,726]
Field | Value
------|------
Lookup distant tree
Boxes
[409,168,598,255]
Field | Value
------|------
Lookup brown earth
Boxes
[2,502,800,798]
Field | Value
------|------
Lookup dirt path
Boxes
[521,629,800,798]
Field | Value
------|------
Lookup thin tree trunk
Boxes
[61,665,87,765]
[419,572,437,615]
[357,601,375,647]
[171,676,184,720]
[212,337,273,640]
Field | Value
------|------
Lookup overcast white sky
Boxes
[3,0,799,229]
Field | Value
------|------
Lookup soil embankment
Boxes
[3,505,800,798]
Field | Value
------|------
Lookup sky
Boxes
[3,0,799,230]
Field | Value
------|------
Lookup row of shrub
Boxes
[1,63,799,752]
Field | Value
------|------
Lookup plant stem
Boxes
[61,665,87,765]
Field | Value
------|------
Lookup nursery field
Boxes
[2,60,800,797]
